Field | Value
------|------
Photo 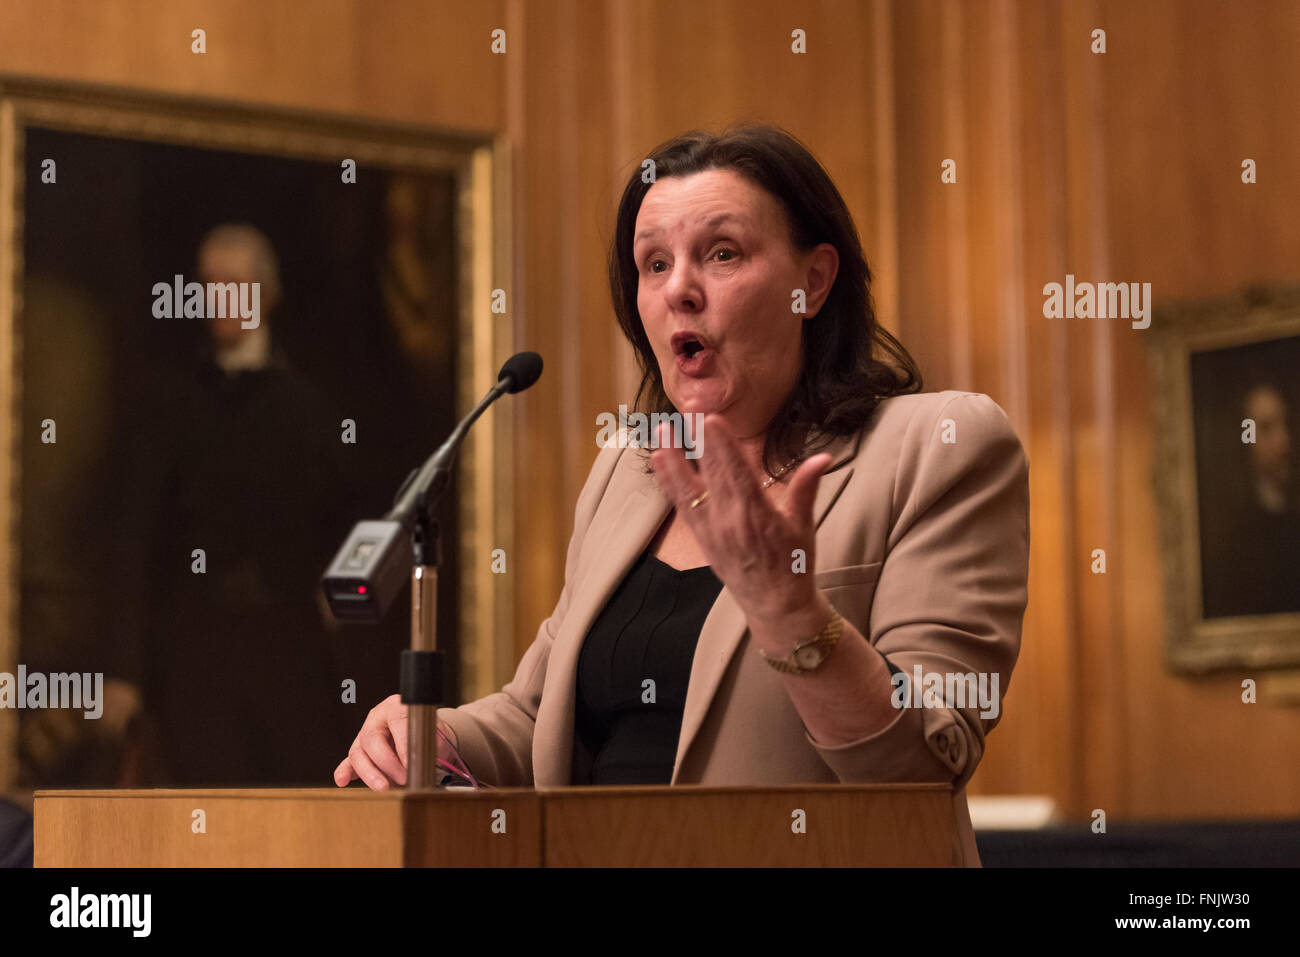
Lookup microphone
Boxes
[498,350,543,394]
[321,351,543,623]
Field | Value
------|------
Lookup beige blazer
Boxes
[437,389,1030,866]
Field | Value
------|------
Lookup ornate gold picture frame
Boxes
[1149,282,1300,673]
[0,77,512,790]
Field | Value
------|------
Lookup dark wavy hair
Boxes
[607,122,922,475]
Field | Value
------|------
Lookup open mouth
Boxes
[671,330,713,360]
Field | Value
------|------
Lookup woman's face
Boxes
[633,168,837,439]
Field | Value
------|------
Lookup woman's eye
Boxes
[713,247,737,262]
[648,259,666,274]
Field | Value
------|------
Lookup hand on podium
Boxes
[333,693,466,790]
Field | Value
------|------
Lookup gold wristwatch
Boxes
[758,609,843,675]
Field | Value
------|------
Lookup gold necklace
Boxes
[761,459,800,489]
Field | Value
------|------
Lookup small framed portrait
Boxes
[1149,283,1300,673]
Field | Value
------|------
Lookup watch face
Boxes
[794,644,826,669]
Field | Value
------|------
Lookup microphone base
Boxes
[403,563,443,791]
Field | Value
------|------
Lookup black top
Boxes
[574,550,908,786]
[575,551,724,785]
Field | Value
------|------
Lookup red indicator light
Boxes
[357,585,367,594]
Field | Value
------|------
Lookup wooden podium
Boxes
[34,783,955,867]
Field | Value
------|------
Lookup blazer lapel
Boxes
[533,425,865,788]
[531,448,671,786]
[670,427,861,783]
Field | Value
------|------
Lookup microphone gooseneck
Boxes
[321,351,543,625]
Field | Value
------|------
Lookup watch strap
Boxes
[759,608,843,675]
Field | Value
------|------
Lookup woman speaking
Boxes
[334,123,1030,867]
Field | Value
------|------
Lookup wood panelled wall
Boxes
[891,0,1300,821]
[2,0,1297,822]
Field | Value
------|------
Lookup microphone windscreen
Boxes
[498,351,543,393]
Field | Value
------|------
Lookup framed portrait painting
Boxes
[0,78,511,791]
[1150,282,1300,673]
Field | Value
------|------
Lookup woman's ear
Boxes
[801,243,839,319]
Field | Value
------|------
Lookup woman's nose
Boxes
[663,260,703,311]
